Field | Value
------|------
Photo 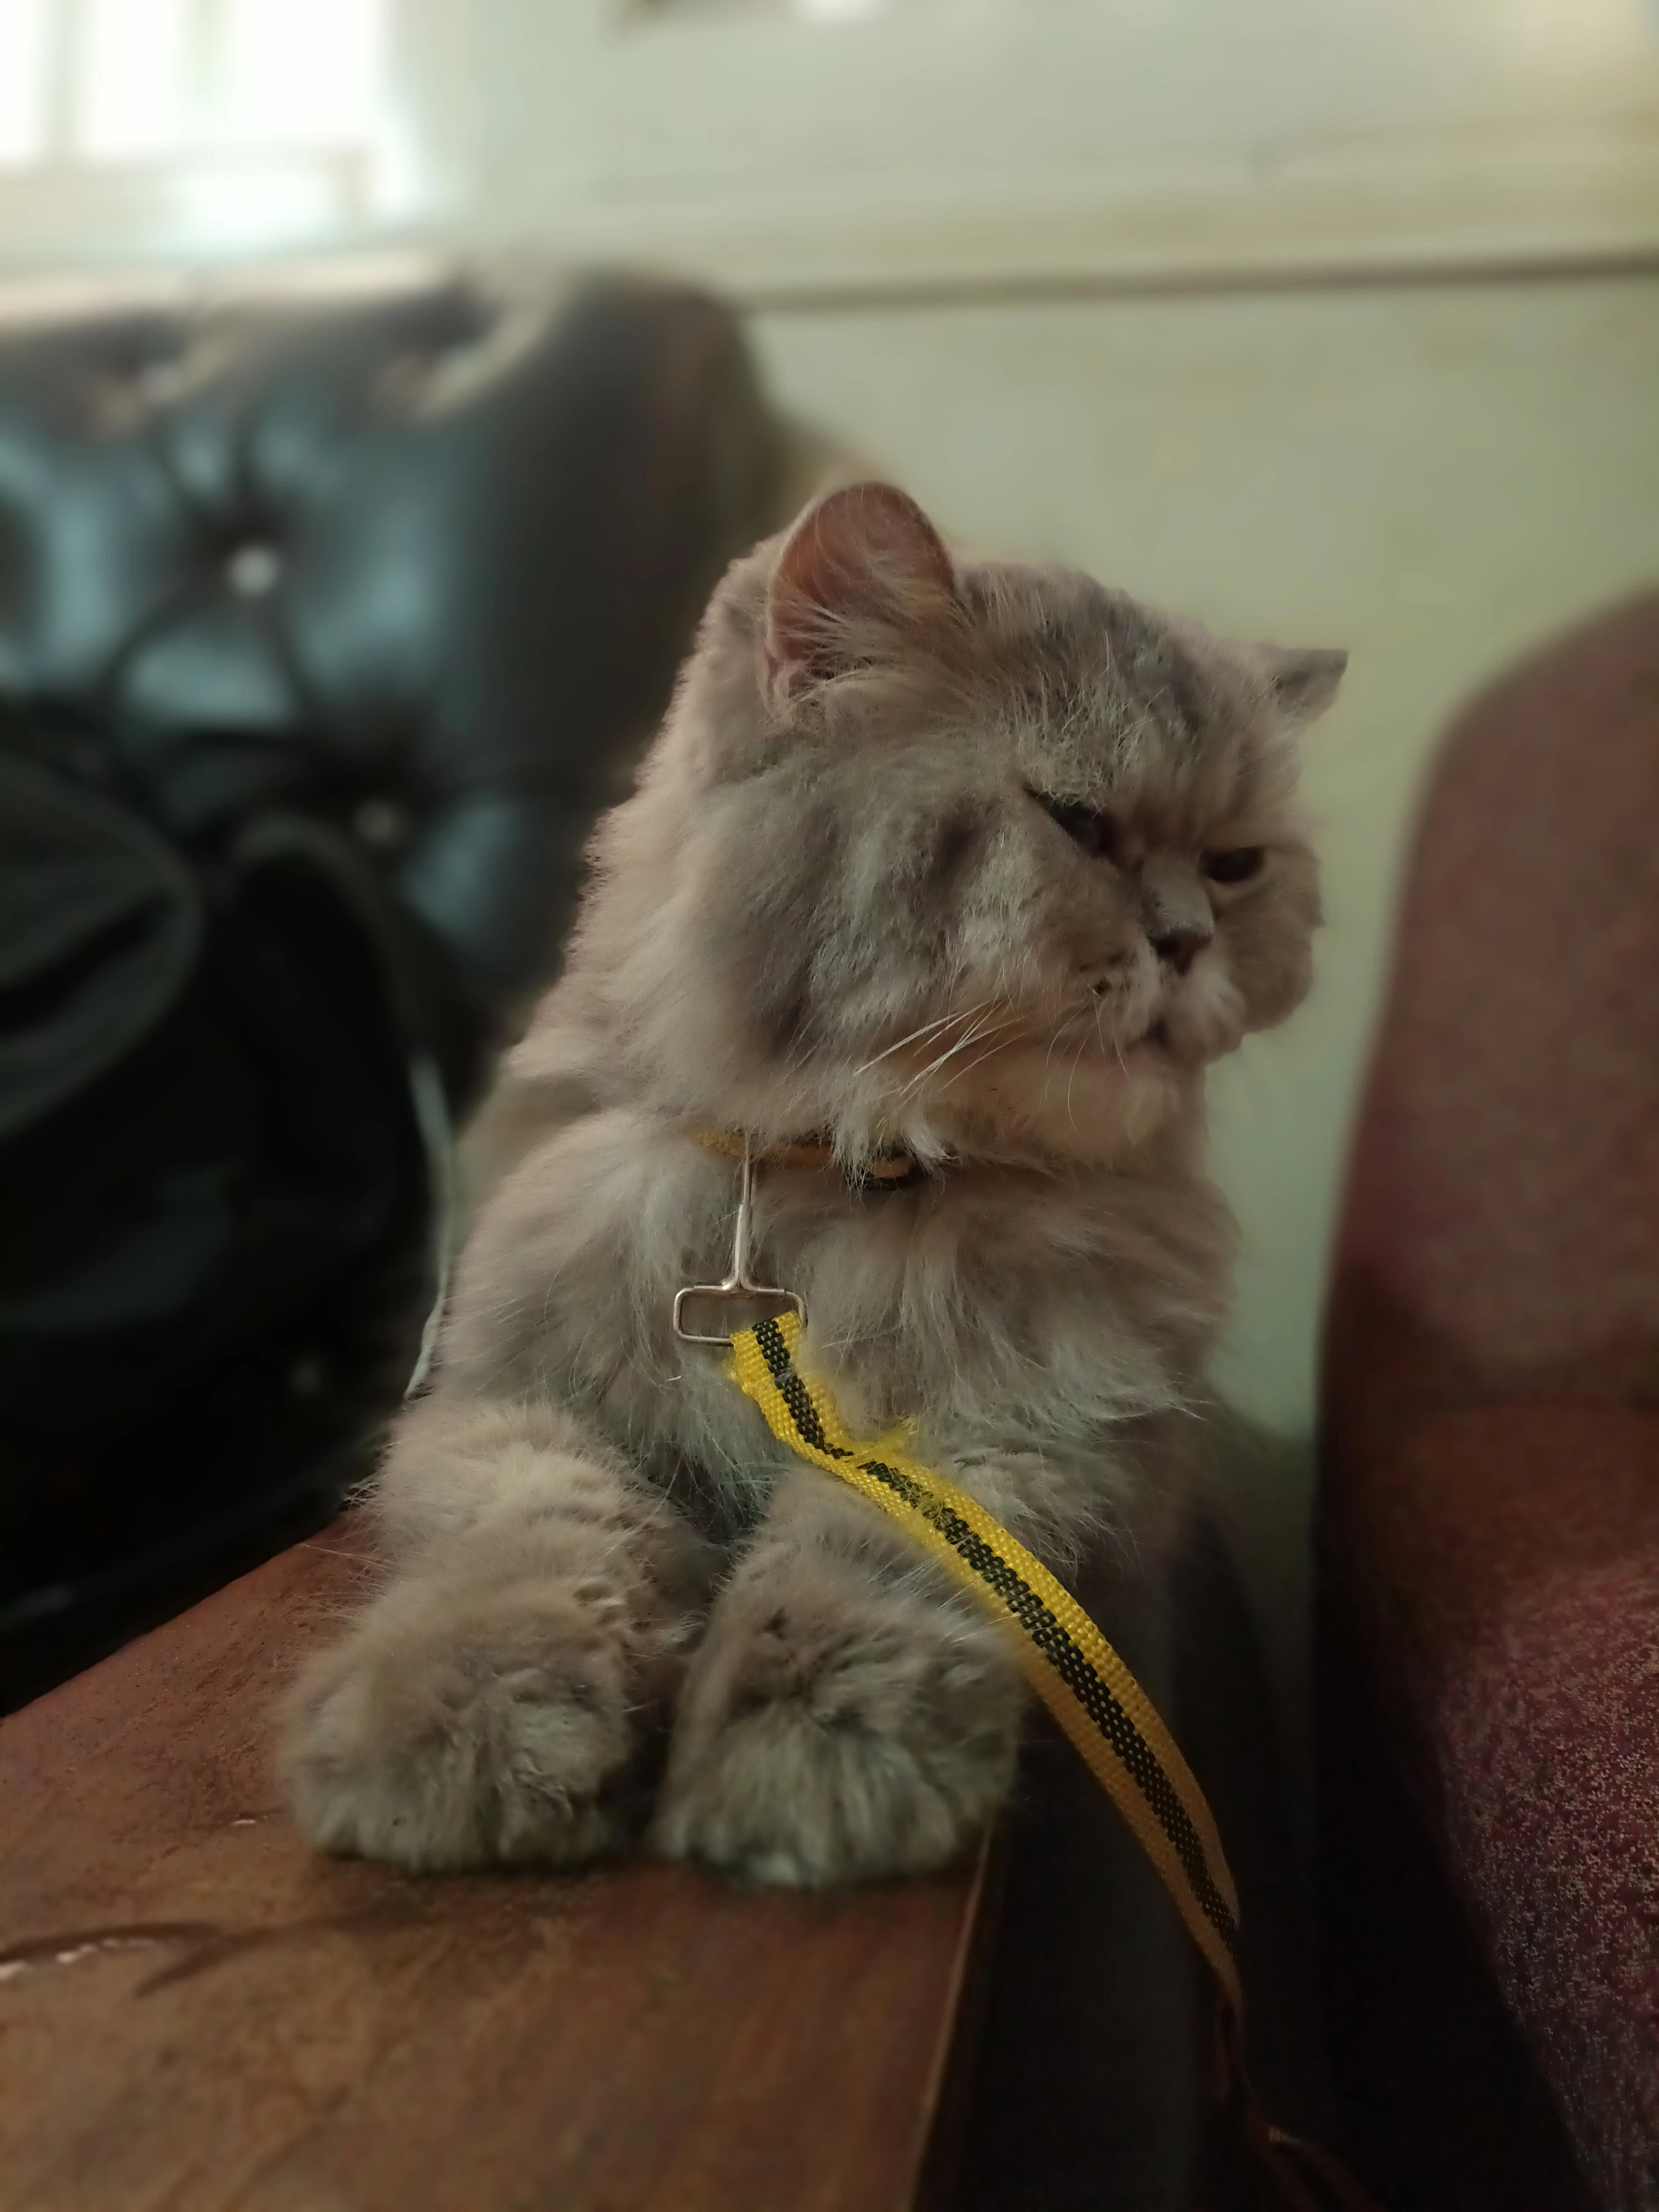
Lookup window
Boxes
[0,0,416,260]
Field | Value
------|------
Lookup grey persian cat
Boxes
[283,483,1343,1886]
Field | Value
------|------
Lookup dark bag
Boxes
[1,726,439,1695]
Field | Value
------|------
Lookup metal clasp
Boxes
[672,1133,807,1345]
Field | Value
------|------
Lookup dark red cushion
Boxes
[1337,1403,1659,2204]
[1321,595,1659,2205]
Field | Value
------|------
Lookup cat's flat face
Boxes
[590,486,1342,1166]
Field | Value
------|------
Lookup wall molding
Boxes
[508,121,1659,308]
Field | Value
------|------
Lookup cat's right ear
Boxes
[761,482,962,710]
[1260,646,1348,729]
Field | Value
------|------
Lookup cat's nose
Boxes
[1151,925,1211,976]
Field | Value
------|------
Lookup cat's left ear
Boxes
[1260,646,1348,729]
[761,481,962,708]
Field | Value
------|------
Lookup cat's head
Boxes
[569,483,1342,1168]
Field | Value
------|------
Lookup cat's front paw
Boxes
[283,1573,651,1872]
[654,1577,1021,1886]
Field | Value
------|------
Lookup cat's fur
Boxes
[283,484,1343,1886]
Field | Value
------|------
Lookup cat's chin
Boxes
[1152,963,1250,1069]
[913,1037,1192,1168]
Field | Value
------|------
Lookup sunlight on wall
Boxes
[0,0,408,259]
[214,0,389,150]
[74,0,389,158]
[79,0,190,158]
[0,0,47,163]
[1494,0,1649,60]
[661,0,894,16]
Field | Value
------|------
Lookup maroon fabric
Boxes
[1331,593,1659,1404]
[1342,1405,1659,2208]
[1447,1560,1658,2196]
[1319,1586,1599,2212]
[1320,596,1659,2209]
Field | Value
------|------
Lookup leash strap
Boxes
[729,1309,1243,2012]
[725,1309,1385,2208]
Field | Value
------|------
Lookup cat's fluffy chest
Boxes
[442,1106,1233,1548]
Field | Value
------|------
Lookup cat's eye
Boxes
[1203,847,1264,885]
[1028,788,1120,861]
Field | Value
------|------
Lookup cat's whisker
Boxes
[897,1010,1022,1101]
[1092,998,1131,1081]
[854,1000,992,1075]
[896,1023,992,1101]
[940,1031,1022,1094]
[1065,1032,1090,1132]
[939,1039,1004,1095]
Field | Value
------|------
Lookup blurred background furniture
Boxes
[0,266,777,1707]
[1318,596,1659,2211]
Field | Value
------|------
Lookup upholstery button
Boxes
[227,542,282,597]
[288,1352,328,1397]
[353,797,413,851]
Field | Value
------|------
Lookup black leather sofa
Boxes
[0,265,777,1703]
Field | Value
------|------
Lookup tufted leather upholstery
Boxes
[0,268,775,1101]
[0,267,775,1700]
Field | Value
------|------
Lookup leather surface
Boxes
[0,269,775,1100]
[0,266,775,1696]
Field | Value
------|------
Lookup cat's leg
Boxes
[282,1394,712,1872]
[654,1471,1023,1886]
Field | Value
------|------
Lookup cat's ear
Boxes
[1260,646,1348,728]
[762,482,961,706]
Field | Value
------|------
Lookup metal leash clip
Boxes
[672,1133,807,1345]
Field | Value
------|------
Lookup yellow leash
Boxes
[730,1310,1241,2007]
[727,1309,1381,2212]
